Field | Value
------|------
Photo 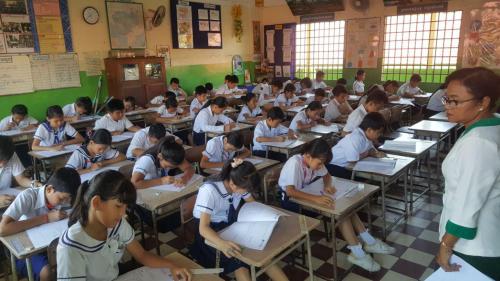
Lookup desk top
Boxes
[263,134,321,150]
[379,138,437,157]
[349,154,415,177]
[29,144,79,160]
[205,123,254,135]
[429,111,448,121]
[203,156,280,175]
[125,108,157,117]
[0,128,36,137]
[348,95,361,101]
[409,120,457,134]
[159,117,194,125]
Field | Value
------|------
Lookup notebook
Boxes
[353,157,397,174]
[33,144,80,158]
[150,174,203,193]
[383,140,417,152]
[303,178,362,200]
[26,219,68,249]
[115,267,173,281]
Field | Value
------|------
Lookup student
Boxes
[274,83,303,110]
[342,89,388,135]
[65,129,126,174]
[397,74,423,98]
[131,136,195,189]
[359,84,385,105]
[305,88,327,105]
[190,159,288,281]
[205,82,215,97]
[383,80,400,101]
[168,77,187,99]
[0,136,39,205]
[0,104,38,132]
[252,107,296,162]
[336,78,347,87]
[62,96,93,121]
[124,96,142,112]
[216,75,240,96]
[126,124,181,159]
[216,74,232,93]
[270,80,283,97]
[200,132,251,169]
[279,139,393,272]
[325,85,353,123]
[32,105,84,151]
[156,97,186,122]
[289,101,329,132]
[312,70,327,89]
[0,167,81,281]
[57,170,191,281]
[283,78,300,93]
[353,69,366,96]
[299,77,313,95]
[94,99,140,135]
[190,85,208,118]
[425,83,447,118]
[149,91,177,106]
[328,112,387,179]
[252,78,270,96]
[192,96,235,146]
[237,92,263,122]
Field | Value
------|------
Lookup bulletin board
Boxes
[170,0,222,49]
[264,23,296,81]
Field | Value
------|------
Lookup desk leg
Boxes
[381,180,387,240]
[41,160,49,182]
[331,215,338,281]
[250,265,257,281]
[152,211,160,255]
[10,252,18,281]
[25,258,34,281]
[427,150,432,190]
[32,157,39,182]
[306,234,314,280]
[403,169,409,218]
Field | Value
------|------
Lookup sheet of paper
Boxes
[425,254,493,281]
[116,266,174,281]
[260,139,295,148]
[237,202,288,222]
[303,178,361,200]
[150,174,202,193]
[48,54,81,88]
[266,47,275,63]
[311,124,339,133]
[243,158,264,166]
[0,128,35,136]
[283,65,291,77]
[266,30,275,47]
[80,166,121,182]
[30,55,52,90]
[391,98,415,106]
[282,28,292,46]
[26,219,68,249]
[33,144,79,158]
[0,55,34,95]
[282,46,292,62]
[383,140,417,152]
[112,132,134,143]
[219,221,277,250]
[0,188,21,196]
[353,157,397,174]
[288,106,305,112]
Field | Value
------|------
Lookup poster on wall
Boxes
[252,21,261,54]
[198,20,209,31]
[462,1,500,69]
[1,14,34,53]
[176,4,193,48]
[33,0,65,53]
[345,17,380,69]
[207,32,221,47]
[106,1,146,49]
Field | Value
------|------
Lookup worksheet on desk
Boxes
[150,174,203,193]
[383,140,417,152]
[0,129,36,136]
[425,254,493,281]
[311,124,339,133]
[26,219,68,249]
[115,267,173,281]
[33,144,80,158]
[80,166,122,182]
[303,178,360,200]
[353,157,397,174]
[111,132,135,143]
[0,188,21,196]
[260,139,295,148]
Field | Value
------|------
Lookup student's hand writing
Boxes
[360,151,370,159]
[7,122,16,130]
[314,195,334,207]
[323,120,331,126]
[161,176,175,185]
[51,144,64,151]
[47,210,67,222]
[90,162,103,171]
[112,131,123,136]
[324,185,336,195]
[288,132,298,140]
[171,266,191,281]
[220,240,241,258]
[0,195,15,206]
[173,178,184,187]
[374,151,386,158]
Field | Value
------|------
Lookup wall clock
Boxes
[83,6,99,25]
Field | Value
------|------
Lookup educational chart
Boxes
[106,1,146,49]
[0,0,35,53]
[33,0,65,53]
[264,23,296,80]
[345,17,381,69]
[0,55,34,95]
[30,53,80,89]
[462,1,500,69]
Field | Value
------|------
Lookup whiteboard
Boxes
[0,55,34,95]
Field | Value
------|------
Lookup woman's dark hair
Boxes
[195,85,207,95]
[0,135,15,161]
[366,89,389,105]
[306,101,323,112]
[446,67,500,111]
[47,167,81,205]
[332,85,348,97]
[241,92,256,104]
[88,129,112,146]
[267,107,285,121]
[144,136,185,166]
[302,139,332,163]
[69,170,136,227]
[75,97,93,114]
[284,83,296,93]
[356,69,365,77]
[200,96,228,110]
[359,112,386,131]
[106,99,125,112]
[271,79,283,89]
[11,104,28,116]
[225,132,244,149]
[206,159,260,195]
[164,97,178,108]
[300,77,313,89]
[170,77,180,84]
[410,74,422,82]
[314,88,326,97]
[46,105,64,118]
[148,123,166,139]
[205,83,213,91]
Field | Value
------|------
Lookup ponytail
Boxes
[69,180,91,227]
[206,158,260,195]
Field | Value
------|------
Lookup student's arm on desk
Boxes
[132,148,145,158]
[323,173,336,194]
[296,120,316,130]
[31,139,63,151]
[285,185,333,207]
[200,155,224,169]
[178,160,195,185]
[236,147,251,159]
[126,240,192,281]
[0,210,66,237]
[368,149,386,158]
[63,132,85,146]
[131,172,175,189]
[101,152,127,167]
[126,126,141,133]
[199,212,242,259]
[14,174,36,188]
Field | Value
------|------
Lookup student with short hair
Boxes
[342,89,388,135]
[312,70,327,89]
[124,96,142,112]
[353,69,366,96]
[205,82,215,96]
[65,129,126,174]
[336,78,347,87]
[149,91,176,106]
[270,80,283,96]
[168,77,187,99]
[156,97,186,122]
[299,77,313,94]
[200,132,251,169]
[190,85,209,118]
[62,96,93,121]
[305,88,327,105]
[126,123,181,159]
[0,104,38,132]
[252,78,270,96]
[216,75,240,96]
[237,92,263,122]
[94,99,140,135]
[425,83,447,118]
[32,105,84,151]
[0,167,81,281]
[274,83,303,110]
[397,74,423,98]
[325,85,352,122]
[383,80,400,101]
[57,170,191,281]
[192,96,235,146]
[289,101,329,132]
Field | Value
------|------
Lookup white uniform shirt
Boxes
[279,154,328,191]
[325,99,342,121]
[168,86,186,97]
[125,127,179,159]
[353,80,365,94]
[330,128,373,167]
[65,145,119,170]
[0,153,25,190]
[94,114,134,132]
[193,106,233,133]
[343,104,367,133]
[202,136,243,163]
[216,85,239,96]
[252,120,289,151]
[0,115,38,131]
[274,93,298,107]
[193,181,250,223]
[62,103,77,117]
[312,79,327,89]
[289,110,312,132]
[190,98,206,118]
[57,218,134,281]
[397,81,421,96]
[427,89,446,112]
[132,154,169,180]
[4,185,50,220]
[150,95,165,105]
[439,121,500,257]
[34,122,78,147]
[237,105,262,122]
[252,83,271,96]
[156,105,184,118]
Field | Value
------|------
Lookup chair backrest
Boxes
[119,163,135,180]
[185,145,206,173]
[47,238,59,281]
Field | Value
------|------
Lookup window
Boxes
[295,21,345,81]
[382,11,462,84]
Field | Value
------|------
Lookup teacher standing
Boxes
[436,67,500,280]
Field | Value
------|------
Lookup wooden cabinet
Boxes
[104,57,166,107]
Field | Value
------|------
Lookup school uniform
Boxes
[252,120,289,161]
[57,217,134,281]
[289,110,312,132]
[65,145,119,170]
[353,80,365,94]
[190,98,206,118]
[278,154,328,212]
[62,103,78,117]
[156,105,184,117]
[4,185,55,280]
[0,153,24,191]
[252,83,271,96]
[426,89,446,114]
[397,81,421,96]
[0,115,38,131]
[149,95,165,105]
[168,86,186,98]
[312,79,327,89]
[192,106,233,145]
[438,118,500,280]
[190,181,250,274]
[328,127,373,178]
[215,85,239,96]
[237,105,262,122]
[125,127,179,159]
[94,114,134,132]
[34,122,78,147]
[132,154,171,180]
[343,104,367,133]
[274,93,299,107]
[325,99,342,122]
[203,136,243,164]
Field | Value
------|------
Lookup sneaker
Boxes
[347,253,381,272]
[364,239,396,255]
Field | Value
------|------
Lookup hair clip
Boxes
[230,158,244,168]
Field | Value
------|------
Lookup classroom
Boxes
[0,0,499,280]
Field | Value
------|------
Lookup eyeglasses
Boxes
[441,96,479,108]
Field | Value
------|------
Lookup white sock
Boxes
[348,244,366,258]
[359,231,376,245]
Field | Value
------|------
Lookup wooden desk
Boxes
[125,108,158,127]
[137,174,204,254]
[262,133,321,159]
[79,160,134,182]
[349,154,415,239]
[112,132,135,153]
[291,179,379,281]
[223,107,239,120]
[0,129,36,146]
[204,123,254,142]
[285,105,306,118]
[208,208,320,281]
[159,117,194,134]
[28,145,79,182]
[0,187,24,210]
[414,92,433,106]
[70,116,99,131]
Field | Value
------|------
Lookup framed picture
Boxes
[106,1,146,49]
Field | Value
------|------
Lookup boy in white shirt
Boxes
[343,89,388,135]
[325,85,352,122]
[123,96,142,113]
[312,70,328,89]
[156,97,186,121]
[353,69,366,96]
[216,75,241,96]
[167,77,187,100]
[425,84,447,118]
[94,99,140,135]
[289,101,329,132]
[274,83,303,110]
[62,96,92,122]
[383,80,401,101]
[200,132,251,169]
[190,85,208,118]
[126,124,180,159]
[397,74,423,98]
[0,104,38,132]
[304,88,328,105]
[192,97,235,145]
